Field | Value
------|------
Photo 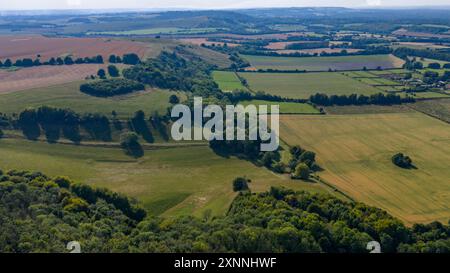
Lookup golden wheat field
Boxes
[280,112,450,225]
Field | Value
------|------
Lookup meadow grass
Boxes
[279,112,450,225]
[239,72,381,99]
[0,81,184,118]
[240,100,320,114]
[212,71,248,92]
[0,138,334,217]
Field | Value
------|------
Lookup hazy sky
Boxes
[1,0,449,10]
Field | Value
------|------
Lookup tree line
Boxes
[0,53,140,68]
[394,47,450,62]
[17,106,111,142]
[310,93,415,106]
[0,170,448,253]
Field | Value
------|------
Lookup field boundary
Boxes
[1,133,208,150]
[237,68,407,74]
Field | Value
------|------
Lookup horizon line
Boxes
[1,5,450,13]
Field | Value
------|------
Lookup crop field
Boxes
[392,42,450,50]
[279,113,450,225]
[203,32,307,41]
[0,138,333,217]
[0,35,154,61]
[88,27,220,36]
[240,100,320,114]
[212,71,247,92]
[239,72,381,99]
[0,81,181,118]
[277,48,361,55]
[411,92,450,99]
[0,64,111,94]
[241,54,405,71]
[409,98,450,123]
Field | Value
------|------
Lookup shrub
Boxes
[120,132,144,158]
[122,53,140,65]
[293,163,310,180]
[392,153,413,169]
[169,95,180,104]
[233,177,249,192]
[97,69,106,79]
[107,65,120,77]
[427,63,441,69]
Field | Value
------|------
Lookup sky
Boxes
[1,0,449,11]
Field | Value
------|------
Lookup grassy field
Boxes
[0,81,183,118]
[279,113,450,225]
[240,100,320,114]
[212,71,248,92]
[177,45,232,69]
[242,54,405,71]
[239,72,381,99]
[0,138,335,217]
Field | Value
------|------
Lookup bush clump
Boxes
[80,78,144,97]
[392,153,413,169]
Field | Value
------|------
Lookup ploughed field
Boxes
[241,54,405,71]
[0,64,109,94]
[0,35,154,61]
[279,112,450,225]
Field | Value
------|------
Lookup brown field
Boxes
[0,35,153,61]
[0,64,108,93]
[280,113,450,225]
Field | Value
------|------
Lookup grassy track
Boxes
[279,113,450,225]
[212,71,248,92]
[242,54,405,71]
[0,138,334,217]
[239,72,380,99]
[0,81,183,118]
